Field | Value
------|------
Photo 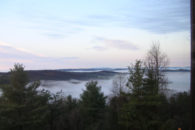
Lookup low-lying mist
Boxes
[39,72,190,98]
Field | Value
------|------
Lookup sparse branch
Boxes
[144,42,169,94]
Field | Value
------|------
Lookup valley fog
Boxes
[39,71,190,98]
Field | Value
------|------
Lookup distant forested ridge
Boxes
[0,66,190,85]
[0,70,117,85]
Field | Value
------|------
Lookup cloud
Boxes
[121,0,190,33]
[84,0,190,33]
[93,37,138,51]
[12,0,189,36]
[92,46,107,51]
[1,0,189,37]
[19,13,85,39]
[0,41,79,71]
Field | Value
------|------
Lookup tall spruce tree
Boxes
[127,60,144,96]
[80,81,106,130]
[0,64,50,130]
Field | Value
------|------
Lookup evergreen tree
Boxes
[47,93,80,130]
[0,64,50,130]
[80,81,106,130]
[127,60,144,96]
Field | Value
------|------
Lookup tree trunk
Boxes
[191,0,195,129]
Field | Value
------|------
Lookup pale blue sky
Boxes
[0,0,190,71]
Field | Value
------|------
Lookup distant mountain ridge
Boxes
[58,67,190,72]
[0,70,118,83]
[0,67,190,84]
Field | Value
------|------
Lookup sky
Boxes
[0,0,190,71]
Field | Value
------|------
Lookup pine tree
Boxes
[127,60,144,96]
[80,81,106,130]
[0,64,50,130]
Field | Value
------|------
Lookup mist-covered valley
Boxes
[39,69,190,98]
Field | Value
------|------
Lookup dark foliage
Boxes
[79,81,106,130]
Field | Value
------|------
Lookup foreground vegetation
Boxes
[0,44,191,130]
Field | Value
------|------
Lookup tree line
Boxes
[0,43,191,130]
